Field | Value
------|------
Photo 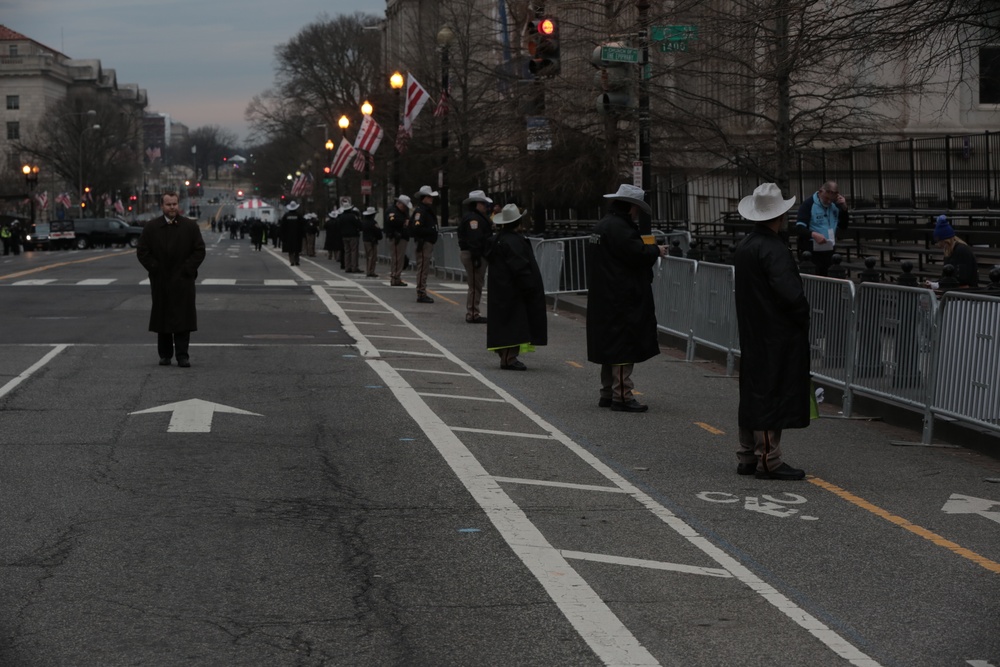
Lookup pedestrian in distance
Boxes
[458,190,494,323]
[586,184,667,412]
[280,201,307,266]
[925,215,979,289]
[136,190,206,368]
[411,185,440,303]
[386,195,411,286]
[323,208,342,261]
[485,204,547,370]
[734,183,811,480]
[361,206,383,277]
[249,217,264,251]
[795,180,849,277]
[337,205,363,273]
[304,214,319,257]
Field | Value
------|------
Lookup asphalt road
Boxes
[0,232,998,667]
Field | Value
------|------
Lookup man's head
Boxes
[396,194,412,210]
[415,185,439,205]
[818,181,840,206]
[161,191,180,219]
[603,184,651,221]
[464,190,492,214]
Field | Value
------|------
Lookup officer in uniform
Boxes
[411,185,440,303]
[458,190,494,323]
[280,201,307,266]
[386,195,411,286]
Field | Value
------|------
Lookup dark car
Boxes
[23,222,50,250]
[69,218,143,249]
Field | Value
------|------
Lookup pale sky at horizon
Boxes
[2,0,381,144]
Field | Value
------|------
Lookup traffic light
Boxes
[527,17,560,76]
[592,43,636,115]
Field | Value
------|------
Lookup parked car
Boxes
[69,218,144,249]
[23,222,50,250]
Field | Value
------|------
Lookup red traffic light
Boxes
[538,18,555,35]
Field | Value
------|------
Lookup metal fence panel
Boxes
[690,262,738,372]
[654,257,697,358]
[802,275,857,388]
[532,238,565,295]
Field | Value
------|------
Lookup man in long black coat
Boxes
[485,204,546,370]
[136,191,206,367]
[586,184,667,412]
[280,201,307,266]
[733,183,810,481]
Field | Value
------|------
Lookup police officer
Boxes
[337,205,363,273]
[458,190,494,323]
[411,185,440,303]
[361,206,383,277]
[280,201,307,266]
[386,195,411,286]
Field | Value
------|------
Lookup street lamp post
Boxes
[75,109,99,219]
[22,164,39,226]
[437,26,454,226]
[338,115,350,206]
[361,100,374,209]
[390,71,404,202]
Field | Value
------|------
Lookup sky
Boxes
[3,0,380,144]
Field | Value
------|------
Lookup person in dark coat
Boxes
[586,184,667,412]
[280,201,307,266]
[361,206,384,277]
[337,206,363,273]
[927,215,979,289]
[323,208,342,261]
[249,217,264,251]
[411,185,440,303]
[734,183,810,481]
[136,190,206,368]
[385,195,411,286]
[485,204,547,370]
[458,190,494,323]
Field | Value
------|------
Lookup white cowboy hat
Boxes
[396,194,412,207]
[492,203,524,226]
[415,185,439,198]
[603,184,651,215]
[363,206,377,216]
[737,183,796,222]
[286,201,300,211]
[463,189,493,205]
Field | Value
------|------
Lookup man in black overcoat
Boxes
[280,201,307,266]
[586,184,667,412]
[136,191,206,367]
[733,183,810,480]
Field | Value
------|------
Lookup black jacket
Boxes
[585,210,661,365]
[734,224,811,430]
[458,209,493,256]
[486,228,547,349]
[280,211,307,254]
[411,202,439,245]
[362,216,384,243]
[337,209,362,238]
[385,205,410,240]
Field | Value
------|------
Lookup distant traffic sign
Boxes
[601,45,640,64]
[651,25,698,42]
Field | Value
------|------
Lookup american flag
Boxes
[114,199,125,215]
[102,193,112,207]
[353,114,384,154]
[35,191,48,209]
[330,140,357,178]
[352,151,375,173]
[433,87,450,117]
[290,172,314,197]
[395,124,410,154]
[56,192,72,208]
[403,74,430,133]
[145,146,162,162]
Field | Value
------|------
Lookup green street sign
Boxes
[601,45,640,64]
[651,25,698,43]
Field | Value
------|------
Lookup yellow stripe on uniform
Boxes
[809,476,1000,575]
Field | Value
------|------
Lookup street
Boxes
[1,230,998,667]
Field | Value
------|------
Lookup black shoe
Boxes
[598,398,612,408]
[391,280,408,287]
[611,399,648,413]
[367,274,378,277]
[501,360,527,371]
[177,357,191,368]
[416,295,434,303]
[159,357,171,366]
[466,316,487,323]
[737,462,757,475]
[754,463,805,480]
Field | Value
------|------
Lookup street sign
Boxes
[633,160,643,188]
[601,45,639,64]
[651,25,698,42]
[361,180,372,195]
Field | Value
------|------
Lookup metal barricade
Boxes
[689,261,739,374]
[434,231,465,281]
[654,257,697,359]
[532,238,565,297]
[802,275,858,414]
[530,235,590,310]
[930,292,1000,439]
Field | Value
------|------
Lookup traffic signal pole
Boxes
[636,0,652,234]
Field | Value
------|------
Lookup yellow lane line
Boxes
[428,289,459,306]
[566,361,583,368]
[694,422,726,435]
[0,251,134,281]
[809,476,1000,575]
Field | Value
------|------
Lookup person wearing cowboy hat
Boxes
[586,184,667,413]
[337,205,363,273]
[485,204,547,370]
[458,190,495,323]
[280,201,307,266]
[360,206,384,277]
[734,182,809,481]
[411,185,440,303]
[323,207,342,261]
[385,195,411,286]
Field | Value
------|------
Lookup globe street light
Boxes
[437,25,455,226]
[22,163,39,226]
[361,101,373,208]
[390,71,404,201]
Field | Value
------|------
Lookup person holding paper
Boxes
[795,181,849,277]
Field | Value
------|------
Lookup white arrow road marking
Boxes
[942,494,1000,525]
[130,399,262,433]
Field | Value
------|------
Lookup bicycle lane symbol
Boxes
[697,492,819,520]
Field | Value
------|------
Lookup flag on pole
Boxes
[35,191,48,209]
[145,146,162,162]
[433,86,450,117]
[56,192,72,208]
[352,151,375,173]
[353,114,384,155]
[330,140,357,178]
[402,74,430,133]
[114,199,125,215]
[102,193,112,207]
[395,124,410,154]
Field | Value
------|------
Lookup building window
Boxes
[980,47,1000,104]
[7,122,19,140]
[6,95,18,110]
[8,45,17,56]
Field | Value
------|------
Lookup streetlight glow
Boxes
[390,71,404,90]
[361,100,373,116]
[338,115,350,130]
[325,139,335,151]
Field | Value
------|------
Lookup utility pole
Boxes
[636,0,652,234]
